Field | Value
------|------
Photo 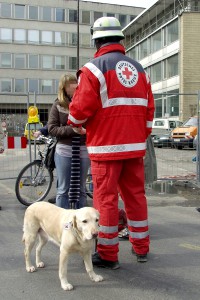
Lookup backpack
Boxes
[44,140,57,171]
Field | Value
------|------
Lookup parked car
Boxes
[152,134,172,148]
[171,116,198,149]
[152,118,183,136]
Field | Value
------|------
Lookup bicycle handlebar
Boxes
[37,135,54,144]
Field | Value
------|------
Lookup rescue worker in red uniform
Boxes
[68,17,155,269]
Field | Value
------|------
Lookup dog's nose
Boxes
[92,232,98,239]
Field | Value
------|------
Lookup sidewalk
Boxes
[1,179,200,300]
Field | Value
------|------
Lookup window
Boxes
[29,54,38,68]
[69,9,77,22]
[81,34,91,47]
[29,6,38,20]
[82,11,90,24]
[154,97,162,118]
[1,53,12,68]
[55,56,65,69]
[167,20,178,44]
[1,3,11,18]
[14,29,26,43]
[151,30,162,53]
[15,79,24,93]
[56,8,65,22]
[167,89,179,116]
[0,28,12,42]
[69,33,77,46]
[41,31,53,44]
[41,7,52,21]
[151,62,162,83]
[69,57,77,70]
[15,54,25,69]
[119,14,127,28]
[0,79,12,92]
[14,4,25,19]
[140,40,148,60]
[28,30,39,44]
[129,46,138,61]
[94,11,103,21]
[42,55,53,69]
[167,54,178,78]
[55,31,65,45]
[107,13,115,17]
[28,79,39,93]
[41,80,53,93]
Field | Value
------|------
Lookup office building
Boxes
[123,0,200,121]
[0,0,144,134]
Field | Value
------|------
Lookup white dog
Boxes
[22,202,103,290]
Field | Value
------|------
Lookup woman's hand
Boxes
[72,127,86,135]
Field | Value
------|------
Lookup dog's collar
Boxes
[64,222,82,243]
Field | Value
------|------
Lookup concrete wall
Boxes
[180,12,200,120]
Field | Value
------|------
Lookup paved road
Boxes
[1,179,200,300]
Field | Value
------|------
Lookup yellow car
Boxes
[24,122,43,141]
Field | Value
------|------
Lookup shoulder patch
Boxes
[116,60,138,88]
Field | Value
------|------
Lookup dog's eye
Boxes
[96,219,99,223]
[82,220,87,223]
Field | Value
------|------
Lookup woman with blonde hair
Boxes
[48,73,90,209]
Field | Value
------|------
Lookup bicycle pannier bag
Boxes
[44,141,57,171]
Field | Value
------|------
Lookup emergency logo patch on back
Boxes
[116,61,138,88]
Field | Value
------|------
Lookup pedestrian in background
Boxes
[48,73,90,209]
[68,17,155,269]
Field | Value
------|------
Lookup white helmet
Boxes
[91,17,124,40]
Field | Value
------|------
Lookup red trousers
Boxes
[91,158,149,261]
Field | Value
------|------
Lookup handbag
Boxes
[44,140,57,171]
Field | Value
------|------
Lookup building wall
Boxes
[180,12,200,120]
[0,0,144,135]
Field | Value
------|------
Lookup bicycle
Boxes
[15,136,55,206]
[15,135,93,206]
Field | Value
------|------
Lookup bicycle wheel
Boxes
[15,160,53,206]
[86,173,93,199]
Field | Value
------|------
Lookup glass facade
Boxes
[0,1,134,96]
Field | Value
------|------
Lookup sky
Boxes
[81,0,157,9]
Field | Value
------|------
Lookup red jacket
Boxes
[68,43,155,161]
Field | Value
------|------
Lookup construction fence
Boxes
[1,91,200,189]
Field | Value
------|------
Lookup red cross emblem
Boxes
[116,61,138,87]
[122,67,133,79]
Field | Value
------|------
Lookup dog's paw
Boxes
[36,261,45,268]
[61,281,74,291]
[89,271,104,282]
[26,266,36,273]
[92,274,104,282]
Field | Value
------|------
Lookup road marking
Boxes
[179,243,200,251]
[0,181,15,195]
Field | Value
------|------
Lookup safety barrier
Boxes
[4,136,27,149]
